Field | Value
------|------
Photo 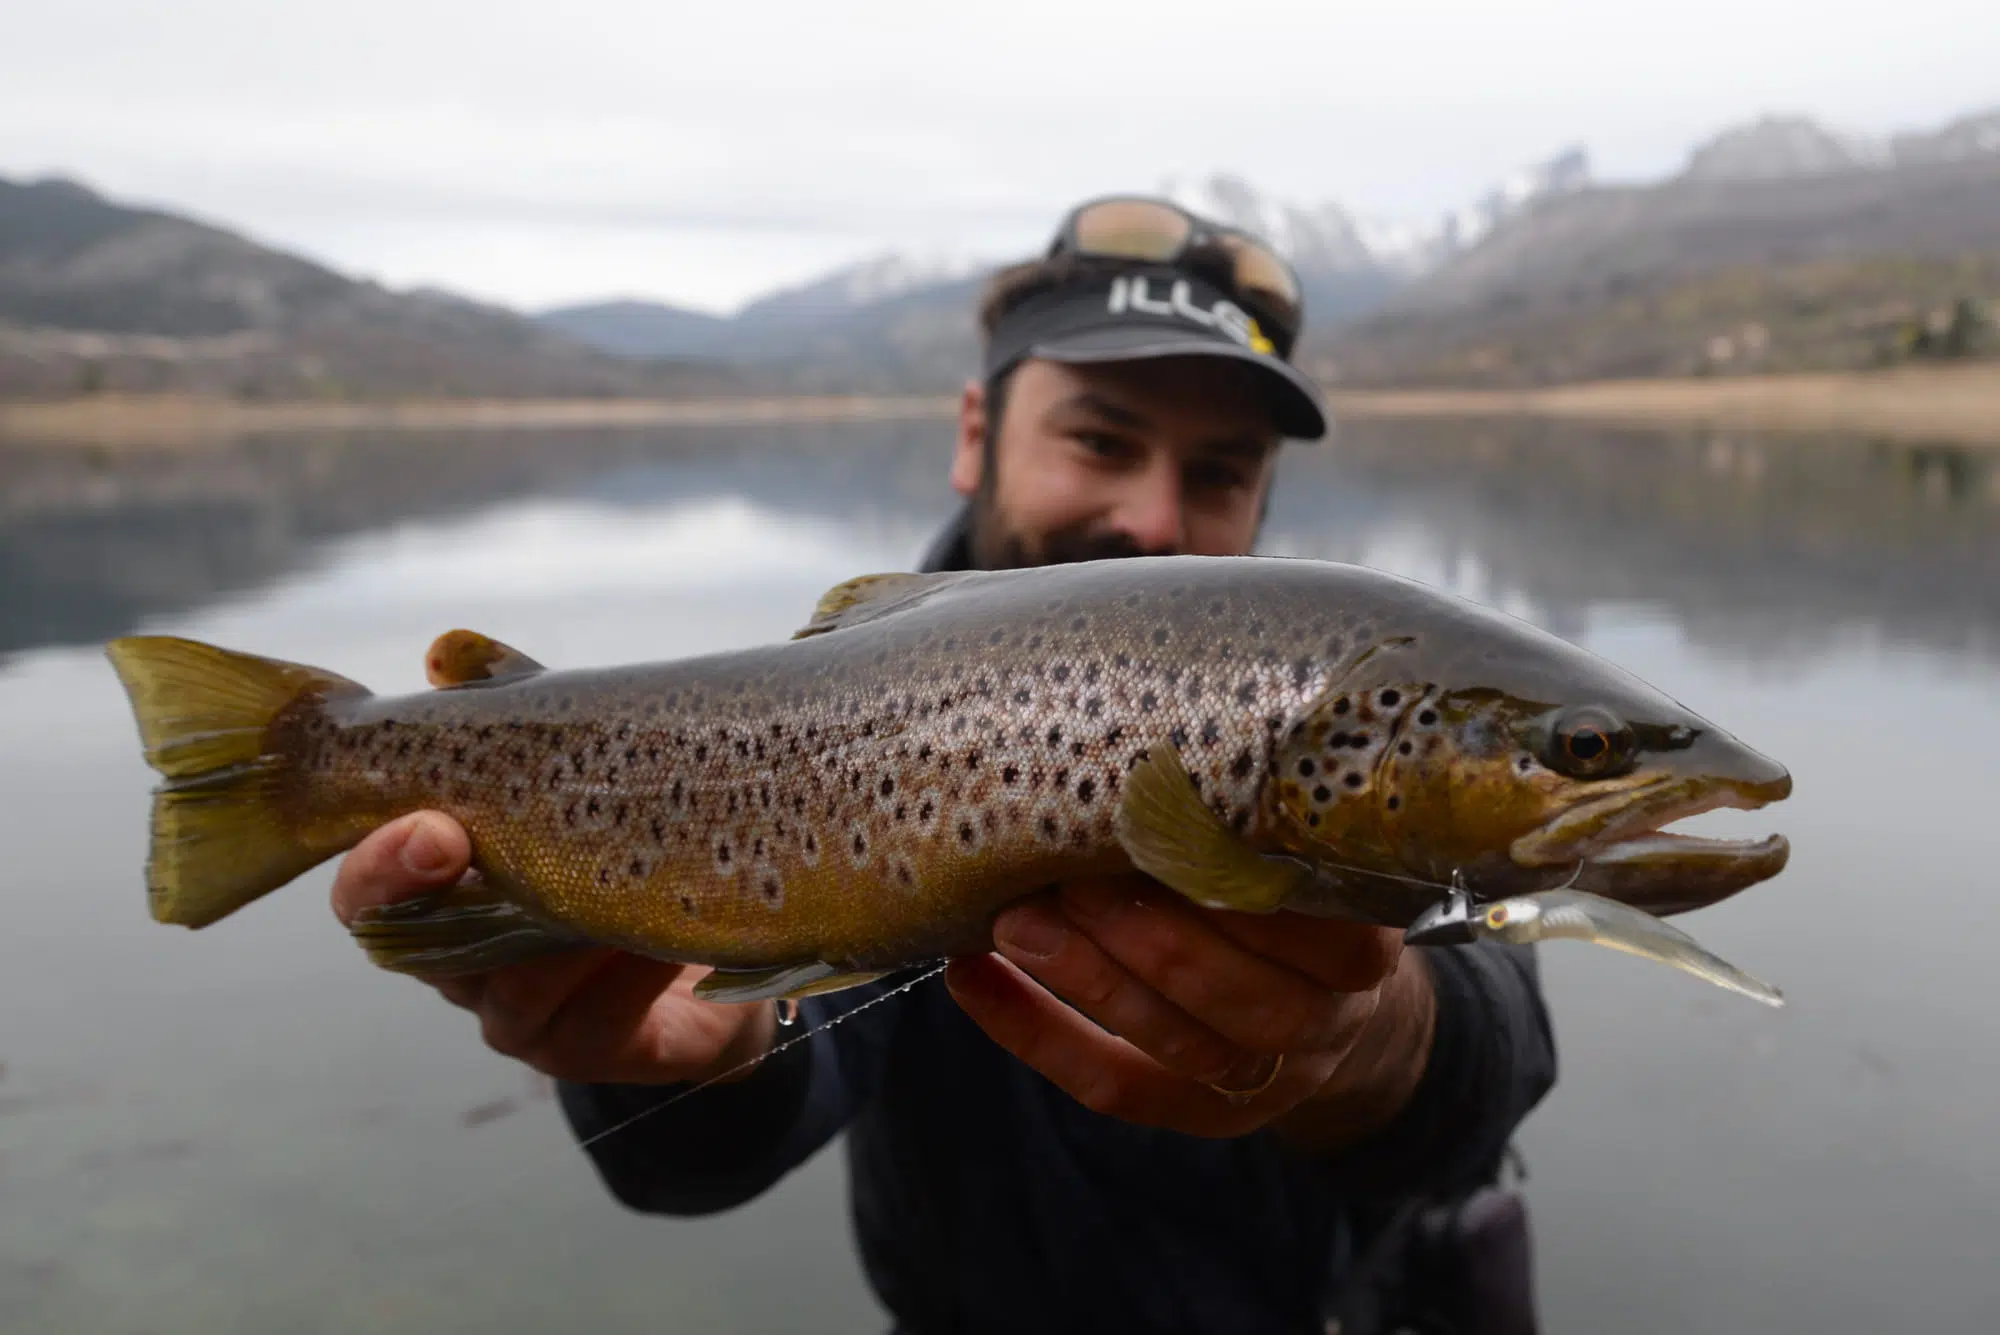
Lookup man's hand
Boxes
[330,812,776,1088]
[946,874,1436,1145]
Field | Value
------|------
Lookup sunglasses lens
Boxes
[1070,199,1193,262]
[1218,234,1303,336]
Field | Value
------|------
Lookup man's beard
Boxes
[966,494,1170,571]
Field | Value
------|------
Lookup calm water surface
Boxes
[1,418,1995,1333]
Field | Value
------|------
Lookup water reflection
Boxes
[2,418,1996,1335]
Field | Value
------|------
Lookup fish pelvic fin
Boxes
[104,635,369,929]
[1114,741,1307,914]
[424,629,547,688]
[792,571,974,639]
[350,878,589,978]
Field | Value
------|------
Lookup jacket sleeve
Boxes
[1312,940,1557,1201]
[554,972,910,1216]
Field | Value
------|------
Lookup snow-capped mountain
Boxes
[1680,107,2000,181]
[733,248,991,328]
[1160,148,1592,279]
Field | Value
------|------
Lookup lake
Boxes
[1,416,1996,1333]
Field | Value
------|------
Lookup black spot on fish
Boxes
[1115,652,1132,669]
[1307,812,1321,827]
[1230,810,1250,834]
[1350,734,1369,750]
[717,841,732,865]
[1345,773,1364,789]
[1052,663,1070,682]
[1042,815,1060,839]
[853,832,867,855]
[1047,725,1063,747]
[1313,784,1332,803]
[1231,751,1254,779]
[1298,758,1316,777]
[629,858,645,878]
[1379,690,1401,707]
[1399,741,1414,756]
[1169,726,1188,748]
[1152,627,1170,646]
[880,776,895,798]
[1002,765,1020,784]
[1333,698,1350,716]
[1076,777,1096,804]
[1387,796,1401,811]
[1200,720,1220,746]
[1418,709,1439,726]
[650,817,665,843]
[1140,690,1159,712]
[959,822,975,845]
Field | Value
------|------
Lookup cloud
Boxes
[4,0,1995,309]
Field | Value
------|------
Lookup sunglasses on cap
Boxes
[1046,195,1305,354]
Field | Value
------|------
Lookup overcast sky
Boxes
[3,0,1993,314]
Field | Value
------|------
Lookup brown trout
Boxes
[104,555,1792,1003]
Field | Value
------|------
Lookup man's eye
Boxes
[1187,463,1250,493]
[1074,431,1129,459]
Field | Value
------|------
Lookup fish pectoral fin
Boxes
[424,629,548,689]
[791,571,975,639]
[1114,742,1306,915]
[1487,888,1785,1008]
[349,878,587,978]
[693,962,891,1004]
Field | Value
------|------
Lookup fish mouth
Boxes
[1511,770,1792,917]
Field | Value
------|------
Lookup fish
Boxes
[103,554,1793,1004]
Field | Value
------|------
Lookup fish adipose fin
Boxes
[792,571,976,639]
[1114,742,1307,914]
[424,629,548,688]
[694,962,892,1004]
[104,635,368,929]
[350,878,589,977]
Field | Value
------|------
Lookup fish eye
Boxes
[1544,706,1633,779]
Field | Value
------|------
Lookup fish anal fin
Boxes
[1114,742,1306,914]
[792,572,972,639]
[424,630,548,688]
[693,962,890,1004]
[350,878,587,978]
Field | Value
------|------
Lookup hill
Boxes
[1311,111,2000,388]
[0,175,753,400]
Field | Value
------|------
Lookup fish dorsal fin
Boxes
[424,630,548,688]
[1114,741,1309,915]
[792,571,973,640]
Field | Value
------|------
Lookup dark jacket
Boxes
[558,508,1558,1335]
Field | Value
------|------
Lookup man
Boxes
[330,196,1556,1334]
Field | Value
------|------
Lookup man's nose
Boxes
[1108,465,1186,554]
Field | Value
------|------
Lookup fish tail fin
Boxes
[104,635,368,928]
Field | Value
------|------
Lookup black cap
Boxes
[981,266,1328,440]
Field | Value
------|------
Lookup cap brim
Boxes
[1026,325,1329,441]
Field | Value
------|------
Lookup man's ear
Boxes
[950,378,986,499]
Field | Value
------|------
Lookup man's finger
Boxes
[945,953,1332,1136]
[1205,911,1405,994]
[329,811,471,925]
[475,948,622,1059]
[1055,880,1359,1056]
[991,899,1249,1087]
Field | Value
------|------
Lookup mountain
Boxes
[534,150,1595,382]
[1312,107,2000,388]
[0,174,753,400]
[1680,115,1885,181]
[535,299,729,360]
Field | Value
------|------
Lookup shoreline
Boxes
[3,363,1997,448]
[1322,363,2000,446]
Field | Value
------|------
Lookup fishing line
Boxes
[572,961,947,1156]
[384,962,949,1243]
